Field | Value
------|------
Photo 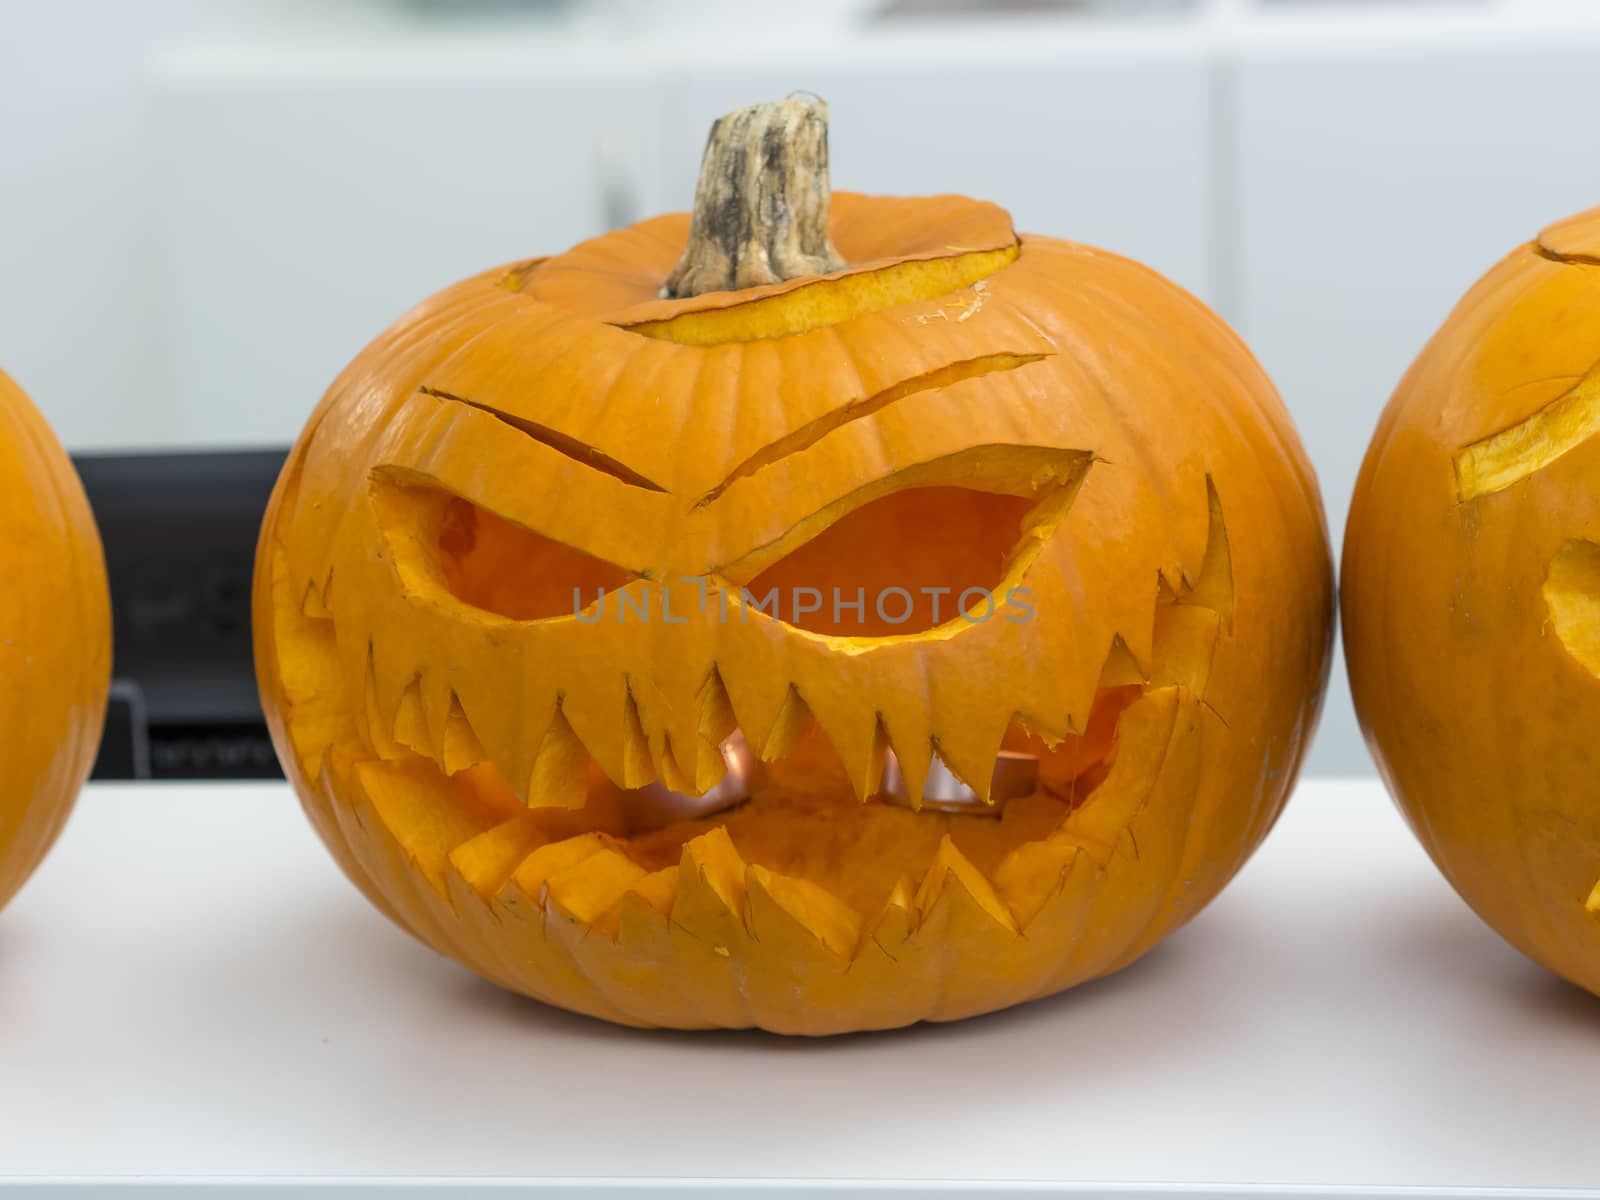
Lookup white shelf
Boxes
[2,778,1598,1195]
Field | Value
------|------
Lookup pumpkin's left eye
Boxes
[738,485,1036,637]
[436,496,633,621]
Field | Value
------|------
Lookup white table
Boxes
[2,779,1596,1197]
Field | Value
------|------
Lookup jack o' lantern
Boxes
[1345,204,1600,997]
[0,368,111,911]
[255,97,1333,1033]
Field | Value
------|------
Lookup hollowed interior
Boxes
[742,486,1035,636]
[437,497,633,621]
[416,685,1140,919]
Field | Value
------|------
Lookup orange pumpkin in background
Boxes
[1344,205,1600,997]
[0,368,111,911]
[254,97,1334,1033]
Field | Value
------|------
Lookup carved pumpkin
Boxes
[1344,205,1600,996]
[0,368,111,911]
[255,98,1333,1032]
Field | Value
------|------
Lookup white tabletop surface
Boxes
[2,777,1597,1196]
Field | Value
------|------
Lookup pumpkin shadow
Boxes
[1371,893,1600,1030]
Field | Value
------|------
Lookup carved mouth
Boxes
[357,665,1146,926]
[613,680,1140,832]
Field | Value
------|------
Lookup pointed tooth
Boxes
[993,834,1084,929]
[880,713,934,811]
[527,704,591,809]
[672,827,748,942]
[362,650,403,761]
[620,690,657,789]
[629,866,680,918]
[486,681,558,807]
[698,668,738,745]
[447,811,548,902]
[914,836,1017,934]
[1150,606,1222,697]
[866,874,919,952]
[1173,471,1219,596]
[354,757,491,896]
[720,666,804,762]
[749,684,812,763]
[301,574,333,620]
[1063,687,1181,862]
[419,670,457,762]
[692,669,740,792]
[507,833,608,907]
[811,702,888,803]
[1026,536,1148,734]
[928,708,1011,807]
[655,667,713,796]
[546,848,647,938]
[440,693,489,774]
[391,677,429,757]
[369,629,417,736]
[1181,478,1233,619]
[656,734,699,796]
[1098,634,1149,688]
[746,865,861,960]
[630,673,682,785]
[560,673,633,787]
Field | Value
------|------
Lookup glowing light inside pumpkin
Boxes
[614,733,759,832]
[880,748,1039,815]
[613,727,1047,831]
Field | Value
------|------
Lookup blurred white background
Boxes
[4,0,1600,776]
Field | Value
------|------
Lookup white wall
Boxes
[7,0,1600,775]
[0,0,397,450]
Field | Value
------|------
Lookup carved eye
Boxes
[373,481,634,622]
[436,497,633,622]
[739,485,1039,636]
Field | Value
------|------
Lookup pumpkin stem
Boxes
[662,94,846,299]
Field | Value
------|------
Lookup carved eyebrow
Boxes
[694,351,1050,508]
[1455,363,1600,501]
[419,386,668,493]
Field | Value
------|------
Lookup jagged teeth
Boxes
[545,847,647,937]
[558,674,634,790]
[694,670,739,793]
[914,836,1018,934]
[816,708,888,803]
[620,692,657,789]
[868,874,918,947]
[527,706,590,809]
[508,833,609,903]
[747,864,862,959]
[627,866,679,917]
[447,811,548,901]
[926,710,1012,808]
[992,833,1085,928]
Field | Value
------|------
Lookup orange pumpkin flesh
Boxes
[256,154,1332,1031]
[0,369,111,911]
[1344,205,1600,997]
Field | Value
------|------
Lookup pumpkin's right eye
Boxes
[435,496,633,622]
[737,484,1038,638]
